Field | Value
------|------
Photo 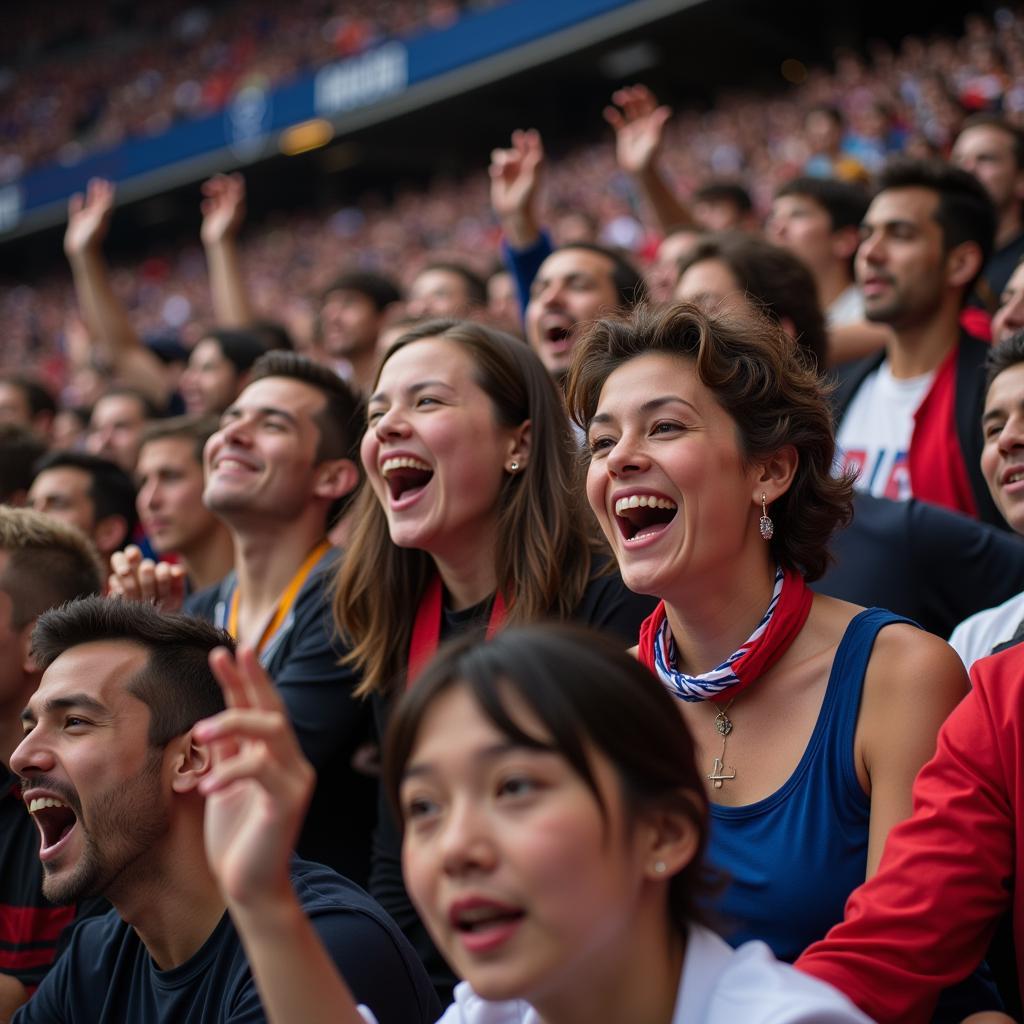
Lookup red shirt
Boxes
[796,646,1023,1022]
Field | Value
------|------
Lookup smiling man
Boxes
[9,598,437,1024]
[187,351,376,884]
[834,158,1002,525]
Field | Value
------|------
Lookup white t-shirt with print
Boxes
[837,360,935,501]
[358,925,872,1024]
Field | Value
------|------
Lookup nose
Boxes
[857,230,884,267]
[10,727,55,779]
[373,404,412,442]
[604,430,650,477]
[995,293,1024,341]
[998,413,1024,455]
[440,797,497,878]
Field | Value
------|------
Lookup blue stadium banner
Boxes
[5,0,642,236]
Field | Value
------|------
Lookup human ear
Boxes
[505,419,532,474]
[751,445,798,506]
[18,620,38,676]
[313,458,359,502]
[170,731,214,794]
[94,514,129,556]
[945,241,983,291]
[830,225,861,263]
[641,789,703,881]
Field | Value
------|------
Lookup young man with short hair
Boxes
[28,452,138,565]
[133,416,233,592]
[10,597,437,1024]
[187,351,375,882]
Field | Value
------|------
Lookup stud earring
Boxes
[759,493,774,541]
[653,860,667,875]
[509,461,519,473]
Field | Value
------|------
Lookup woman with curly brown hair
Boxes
[565,301,969,963]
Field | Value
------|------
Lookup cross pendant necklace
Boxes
[707,697,737,789]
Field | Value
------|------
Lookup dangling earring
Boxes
[759,493,774,541]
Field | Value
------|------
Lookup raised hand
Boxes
[200,173,246,247]
[604,84,672,175]
[64,178,115,257]
[107,545,187,612]
[197,647,315,907]
[489,128,544,226]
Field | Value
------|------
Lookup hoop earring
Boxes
[759,493,774,541]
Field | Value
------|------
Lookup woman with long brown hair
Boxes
[333,318,652,999]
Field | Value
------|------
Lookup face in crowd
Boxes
[363,336,528,563]
[13,642,172,906]
[525,248,621,375]
[136,436,215,556]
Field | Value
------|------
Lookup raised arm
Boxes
[604,84,692,233]
[489,128,545,250]
[200,173,256,328]
[63,179,168,408]
[199,647,369,1024]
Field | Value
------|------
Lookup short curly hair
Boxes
[564,303,854,581]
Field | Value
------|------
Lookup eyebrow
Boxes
[368,380,456,406]
[21,693,110,724]
[223,405,299,425]
[590,394,700,427]
[401,739,552,782]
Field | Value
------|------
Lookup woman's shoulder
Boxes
[686,926,873,1023]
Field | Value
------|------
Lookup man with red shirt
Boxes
[0,509,103,1022]
[835,159,1003,526]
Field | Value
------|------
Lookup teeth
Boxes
[217,458,253,470]
[381,457,432,476]
[1008,472,1024,484]
[29,797,68,813]
[614,495,677,515]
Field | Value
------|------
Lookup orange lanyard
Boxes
[227,540,330,654]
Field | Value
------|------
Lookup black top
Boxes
[814,492,1024,638]
[369,565,656,1005]
[185,547,377,886]
[13,858,440,1024]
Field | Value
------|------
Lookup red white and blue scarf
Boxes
[638,566,813,702]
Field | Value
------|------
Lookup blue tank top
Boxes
[706,607,912,963]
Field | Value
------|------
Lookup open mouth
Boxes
[543,325,573,349]
[454,904,525,933]
[382,456,434,503]
[29,796,79,859]
[614,494,678,542]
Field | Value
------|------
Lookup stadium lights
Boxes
[279,119,335,156]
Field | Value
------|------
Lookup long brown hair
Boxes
[334,319,594,696]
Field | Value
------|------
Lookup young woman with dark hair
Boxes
[565,301,969,964]
[196,626,871,1024]
[332,318,653,998]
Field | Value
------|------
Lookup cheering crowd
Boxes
[5,6,1024,1024]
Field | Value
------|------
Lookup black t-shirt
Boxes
[185,548,377,886]
[369,565,656,1005]
[13,858,440,1024]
